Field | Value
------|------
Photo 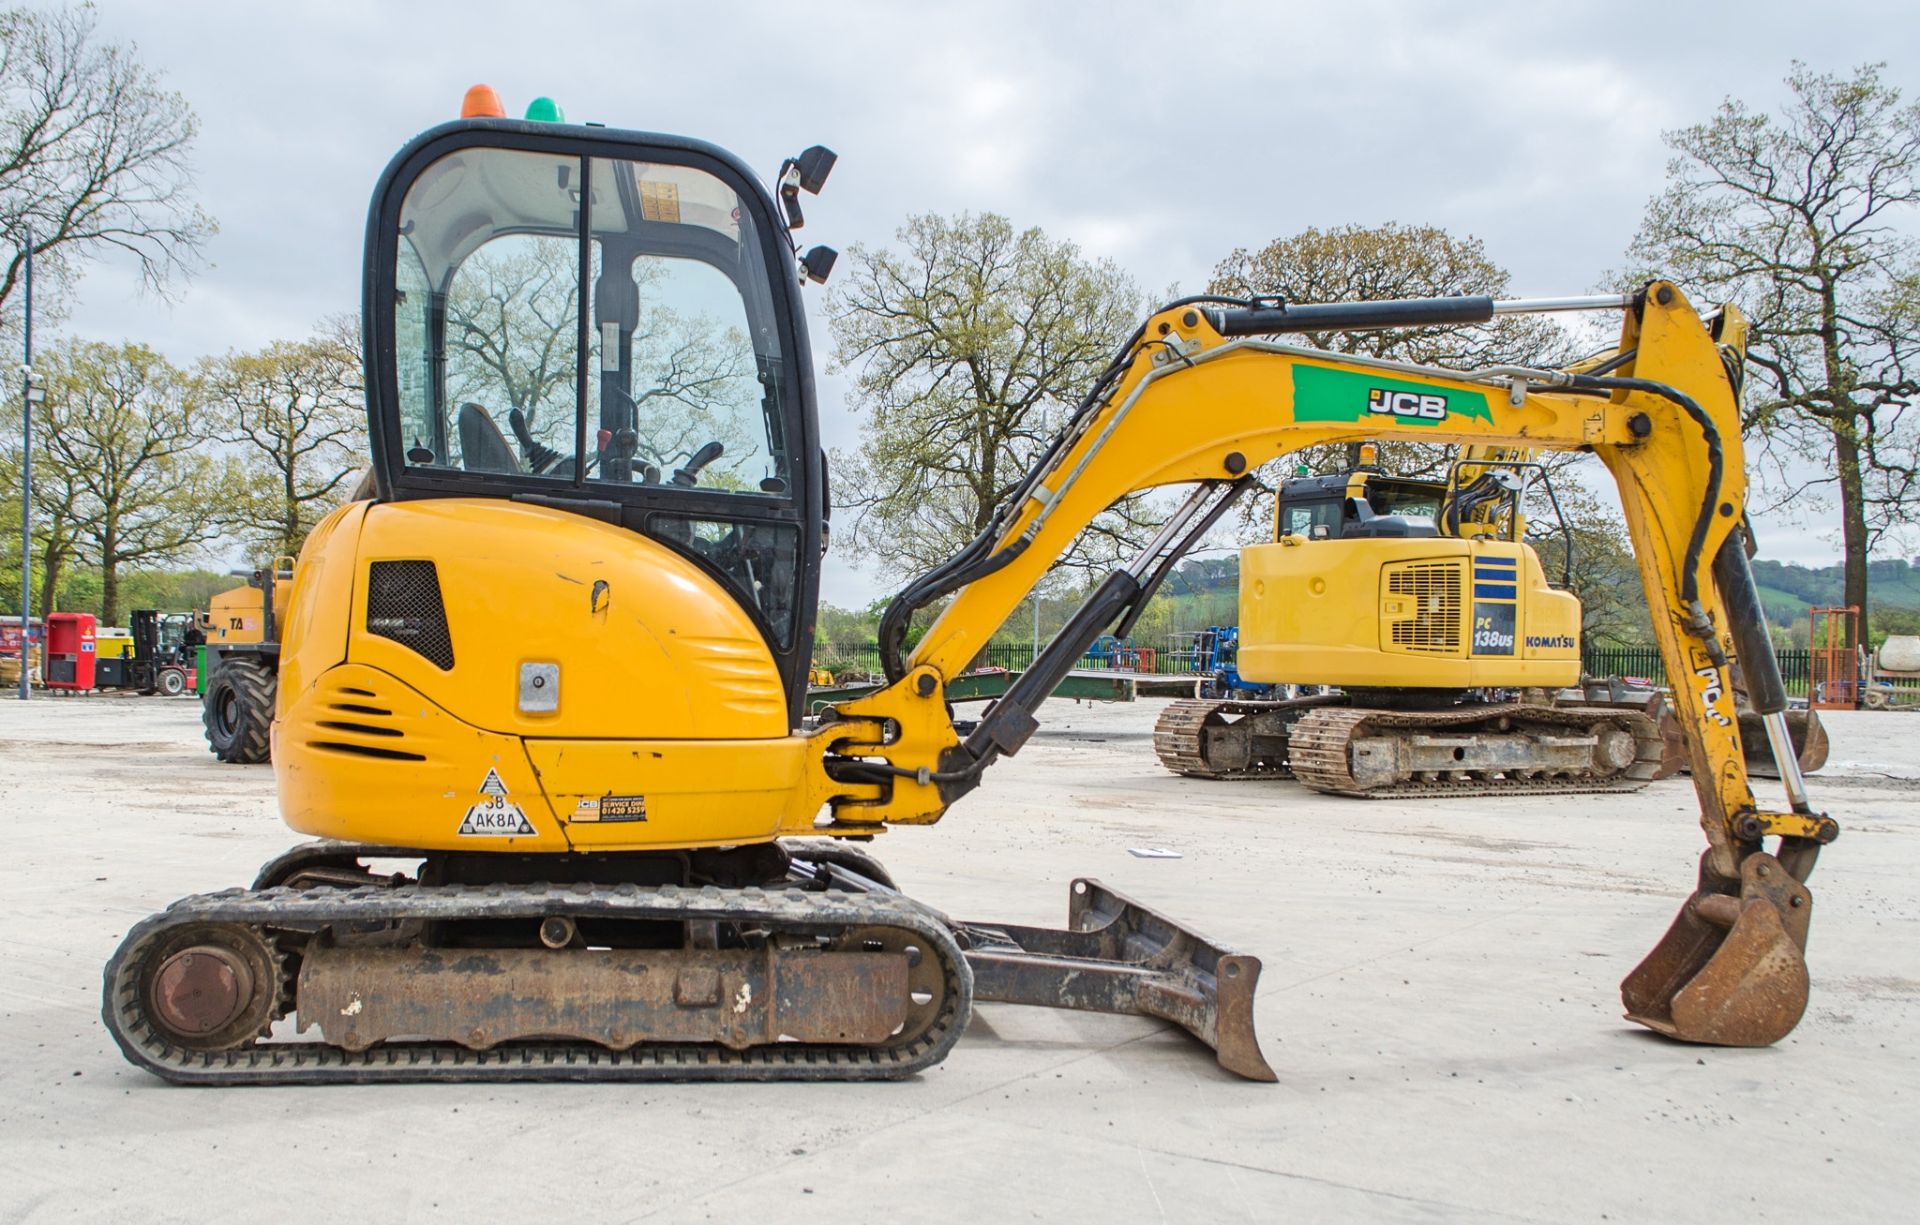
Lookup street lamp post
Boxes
[15,225,31,701]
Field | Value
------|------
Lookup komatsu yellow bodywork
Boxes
[1237,536,1582,689]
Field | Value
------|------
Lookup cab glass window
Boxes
[392,147,789,495]
[1281,500,1342,540]
[1367,486,1440,520]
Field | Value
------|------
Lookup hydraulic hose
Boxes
[876,294,1254,681]
[1566,373,1726,662]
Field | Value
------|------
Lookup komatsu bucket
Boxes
[1621,851,1811,1047]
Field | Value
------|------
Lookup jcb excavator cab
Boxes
[365,121,827,711]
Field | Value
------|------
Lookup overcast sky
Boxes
[59,0,1920,605]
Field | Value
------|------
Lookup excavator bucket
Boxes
[1740,709,1828,779]
[1621,851,1811,1046]
[957,879,1276,1082]
[1561,682,1828,780]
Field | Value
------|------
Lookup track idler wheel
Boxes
[133,923,282,1050]
[835,925,950,1047]
[1621,851,1811,1047]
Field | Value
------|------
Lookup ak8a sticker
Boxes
[457,767,536,837]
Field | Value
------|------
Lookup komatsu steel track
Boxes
[1151,696,1334,779]
[1284,704,1666,798]
[1154,698,1665,798]
[103,880,971,1086]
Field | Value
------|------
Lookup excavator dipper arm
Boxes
[816,282,1836,1048]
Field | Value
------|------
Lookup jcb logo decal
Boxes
[1693,664,1734,727]
[1291,366,1494,427]
[1369,389,1449,421]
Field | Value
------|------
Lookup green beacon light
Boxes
[525,96,565,123]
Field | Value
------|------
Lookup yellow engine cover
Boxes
[1237,537,1581,690]
[206,585,267,644]
[271,498,827,853]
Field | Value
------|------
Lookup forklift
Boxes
[94,610,198,696]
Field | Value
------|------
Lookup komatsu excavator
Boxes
[104,97,1837,1084]
[1154,444,1665,795]
[1152,445,1826,795]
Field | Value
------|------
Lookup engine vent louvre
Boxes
[1385,561,1464,653]
[365,560,455,670]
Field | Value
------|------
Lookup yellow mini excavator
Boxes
[104,96,1836,1084]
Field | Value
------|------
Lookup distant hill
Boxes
[1752,557,1920,628]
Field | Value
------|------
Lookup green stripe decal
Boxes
[1291,365,1493,427]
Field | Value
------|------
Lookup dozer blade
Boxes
[955,878,1276,1082]
[1621,851,1811,1047]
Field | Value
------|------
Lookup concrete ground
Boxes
[0,693,1915,1224]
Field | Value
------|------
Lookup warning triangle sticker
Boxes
[478,768,508,797]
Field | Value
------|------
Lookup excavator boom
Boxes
[819,285,1836,1047]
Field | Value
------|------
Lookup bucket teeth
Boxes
[1622,851,1811,1047]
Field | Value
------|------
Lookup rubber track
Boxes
[1286,704,1666,799]
[1151,697,1332,779]
[103,881,971,1086]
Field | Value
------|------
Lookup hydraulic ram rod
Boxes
[1208,292,1634,337]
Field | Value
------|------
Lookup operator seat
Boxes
[457,402,520,473]
[1341,495,1439,539]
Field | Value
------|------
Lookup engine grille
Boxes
[1385,561,1464,653]
[365,560,455,670]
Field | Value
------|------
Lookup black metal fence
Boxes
[812,638,1823,695]
[1582,645,1817,697]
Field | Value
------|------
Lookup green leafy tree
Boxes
[201,317,366,557]
[1526,480,1657,648]
[36,340,233,624]
[1626,63,1920,647]
[0,392,81,617]
[827,212,1146,580]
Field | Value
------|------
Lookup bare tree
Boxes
[0,5,213,331]
[38,340,232,624]
[827,211,1147,581]
[1627,63,1920,644]
[622,263,758,481]
[444,243,760,482]
[202,316,366,557]
[444,237,579,446]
